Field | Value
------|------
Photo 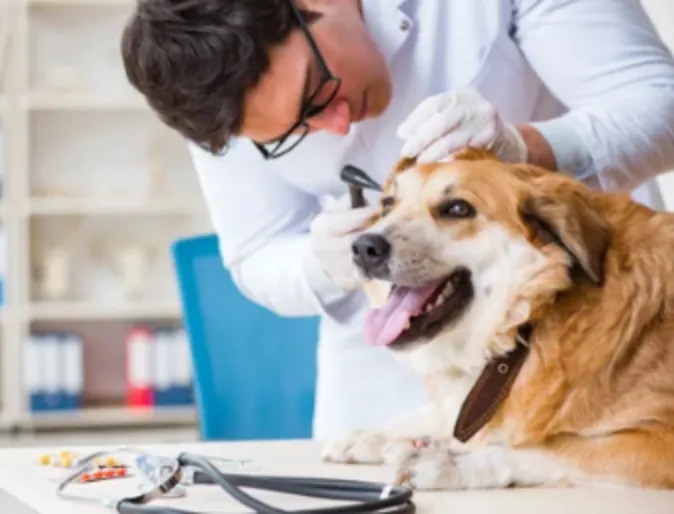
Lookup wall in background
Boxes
[642,0,674,211]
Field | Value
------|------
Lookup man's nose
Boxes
[352,234,391,271]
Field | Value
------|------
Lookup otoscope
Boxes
[340,164,382,208]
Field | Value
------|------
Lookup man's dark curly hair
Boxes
[121,0,319,155]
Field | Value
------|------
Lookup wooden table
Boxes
[1,439,673,513]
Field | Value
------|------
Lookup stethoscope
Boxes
[55,447,416,513]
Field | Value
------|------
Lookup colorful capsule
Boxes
[77,466,130,482]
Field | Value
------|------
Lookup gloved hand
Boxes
[396,89,528,164]
[309,194,377,291]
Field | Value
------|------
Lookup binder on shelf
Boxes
[165,329,181,405]
[153,329,172,406]
[24,332,84,412]
[174,328,195,406]
[60,332,84,410]
[42,333,62,410]
[24,335,45,412]
[125,326,154,409]
[122,324,195,410]
[123,325,195,409]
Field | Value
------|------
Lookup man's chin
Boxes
[366,83,393,118]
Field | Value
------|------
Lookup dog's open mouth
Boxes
[364,268,473,348]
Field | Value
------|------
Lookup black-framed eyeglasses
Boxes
[252,0,342,160]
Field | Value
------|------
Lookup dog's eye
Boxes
[436,199,476,219]
[381,196,396,215]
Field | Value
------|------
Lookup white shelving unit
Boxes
[0,0,210,431]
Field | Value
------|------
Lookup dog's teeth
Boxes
[442,283,454,297]
[434,296,444,308]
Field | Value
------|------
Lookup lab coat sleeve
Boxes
[188,141,354,319]
[513,0,674,191]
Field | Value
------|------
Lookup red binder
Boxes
[125,326,154,408]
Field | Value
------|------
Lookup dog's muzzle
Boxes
[352,233,391,280]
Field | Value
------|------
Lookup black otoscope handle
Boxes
[340,165,382,209]
[348,185,367,208]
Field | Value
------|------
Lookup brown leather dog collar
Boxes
[453,324,533,443]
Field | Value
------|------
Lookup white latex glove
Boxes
[309,194,377,291]
[397,89,528,164]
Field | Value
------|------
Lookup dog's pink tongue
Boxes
[365,283,440,347]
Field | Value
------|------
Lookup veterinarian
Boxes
[121,0,674,439]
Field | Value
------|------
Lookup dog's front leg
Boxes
[395,444,572,490]
[322,404,450,466]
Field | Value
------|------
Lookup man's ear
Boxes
[520,184,611,285]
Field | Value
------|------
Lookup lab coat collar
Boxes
[360,0,413,65]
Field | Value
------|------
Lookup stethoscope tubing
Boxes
[118,452,415,514]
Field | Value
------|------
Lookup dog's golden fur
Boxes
[458,150,674,487]
[324,148,674,489]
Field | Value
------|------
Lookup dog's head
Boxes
[354,149,612,372]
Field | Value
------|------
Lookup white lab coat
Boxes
[189,0,674,440]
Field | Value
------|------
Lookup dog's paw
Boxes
[322,431,388,464]
[322,431,430,465]
[394,447,459,490]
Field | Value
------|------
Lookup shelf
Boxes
[0,0,208,435]
[29,301,183,321]
[25,92,148,111]
[28,197,200,216]
[18,405,197,430]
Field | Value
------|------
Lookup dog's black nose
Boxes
[352,234,391,271]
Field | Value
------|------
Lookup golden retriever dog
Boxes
[321,148,674,491]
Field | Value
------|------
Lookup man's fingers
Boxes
[416,130,473,163]
[400,107,466,158]
[396,95,443,138]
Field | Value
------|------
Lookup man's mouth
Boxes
[364,268,474,348]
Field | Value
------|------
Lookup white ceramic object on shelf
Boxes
[38,247,71,301]
[116,245,150,301]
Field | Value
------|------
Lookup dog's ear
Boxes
[393,156,417,174]
[383,157,418,195]
[521,184,611,285]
